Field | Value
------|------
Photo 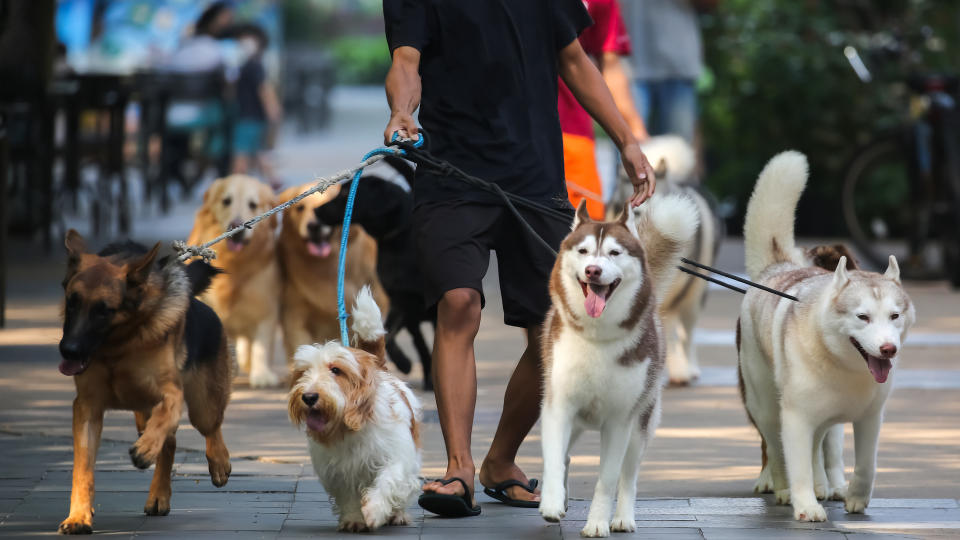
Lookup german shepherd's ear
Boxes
[126,242,161,290]
[572,199,591,229]
[63,229,87,286]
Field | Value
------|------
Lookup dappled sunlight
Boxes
[0,328,60,346]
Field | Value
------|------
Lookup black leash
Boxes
[395,138,798,302]
[397,140,565,256]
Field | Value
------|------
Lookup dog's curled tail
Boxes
[636,193,699,302]
[351,285,387,365]
[184,260,224,296]
[743,151,808,280]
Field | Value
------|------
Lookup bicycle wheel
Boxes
[841,137,916,271]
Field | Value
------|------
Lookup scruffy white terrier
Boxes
[288,287,422,532]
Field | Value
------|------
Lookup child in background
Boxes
[231,23,282,187]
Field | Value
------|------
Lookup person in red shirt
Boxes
[559,0,648,219]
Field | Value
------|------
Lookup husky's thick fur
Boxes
[609,135,722,384]
[539,197,697,537]
[738,151,915,522]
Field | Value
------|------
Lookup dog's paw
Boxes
[753,468,775,494]
[360,499,389,531]
[580,520,611,538]
[814,483,828,500]
[207,453,231,487]
[388,512,411,526]
[58,513,93,535]
[610,516,636,533]
[827,483,848,502]
[539,496,566,523]
[143,493,171,516]
[793,502,827,522]
[845,494,870,514]
[337,520,370,533]
[774,488,791,505]
[128,441,157,470]
[249,368,280,388]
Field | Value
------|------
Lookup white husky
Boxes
[609,135,723,384]
[539,196,698,537]
[738,151,915,522]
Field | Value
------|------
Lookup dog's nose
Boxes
[59,340,82,360]
[585,265,603,280]
[301,393,319,407]
[879,343,897,358]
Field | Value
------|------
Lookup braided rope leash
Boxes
[336,134,424,346]
[172,152,396,263]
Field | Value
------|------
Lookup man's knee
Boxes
[438,288,482,332]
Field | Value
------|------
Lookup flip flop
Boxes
[418,477,481,517]
[482,478,540,508]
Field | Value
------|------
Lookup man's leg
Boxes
[421,287,482,499]
[479,325,543,503]
[660,78,697,144]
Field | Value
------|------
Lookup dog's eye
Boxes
[92,302,114,318]
[222,196,232,207]
[248,200,257,211]
[890,313,900,320]
[330,366,342,376]
[857,314,870,322]
[578,248,588,255]
[609,249,621,257]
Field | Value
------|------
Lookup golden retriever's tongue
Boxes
[307,241,331,258]
[867,356,892,383]
[584,286,607,318]
[227,237,244,252]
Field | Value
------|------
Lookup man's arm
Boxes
[598,52,648,141]
[559,39,655,205]
[384,46,422,143]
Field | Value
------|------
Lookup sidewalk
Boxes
[2,86,958,538]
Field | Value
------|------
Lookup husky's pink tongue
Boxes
[307,241,331,258]
[306,411,327,432]
[584,288,607,318]
[867,356,892,383]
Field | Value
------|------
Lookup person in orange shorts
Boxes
[559,0,649,219]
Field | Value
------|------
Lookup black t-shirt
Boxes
[237,57,266,121]
[384,0,592,207]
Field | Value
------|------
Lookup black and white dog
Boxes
[315,156,435,390]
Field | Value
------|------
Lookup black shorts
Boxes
[413,200,574,328]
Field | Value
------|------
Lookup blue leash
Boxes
[336,133,424,346]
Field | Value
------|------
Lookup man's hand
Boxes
[621,142,656,206]
[384,112,419,145]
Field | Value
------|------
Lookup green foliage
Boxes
[330,35,390,85]
[701,0,959,235]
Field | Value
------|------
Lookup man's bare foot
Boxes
[422,465,476,503]
[479,458,540,503]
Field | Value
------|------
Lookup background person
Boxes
[383,0,656,517]
[559,0,648,219]
[229,23,282,187]
[623,0,715,144]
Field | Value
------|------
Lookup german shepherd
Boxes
[57,230,233,534]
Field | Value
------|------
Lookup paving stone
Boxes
[135,511,287,532]
[170,476,297,493]
[701,528,848,539]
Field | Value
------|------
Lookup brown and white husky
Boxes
[539,196,698,537]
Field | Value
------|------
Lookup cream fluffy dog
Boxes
[287,287,421,532]
[738,151,915,521]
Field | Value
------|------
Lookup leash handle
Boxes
[336,135,421,346]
